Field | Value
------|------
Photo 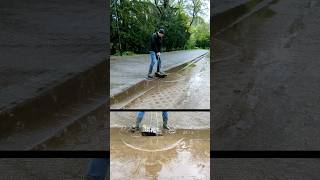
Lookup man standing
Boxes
[148,28,167,78]
[132,111,169,131]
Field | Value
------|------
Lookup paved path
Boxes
[110,49,208,96]
[110,111,210,129]
[111,55,210,109]
[213,159,320,180]
[213,0,320,150]
[213,0,253,15]
[0,0,106,111]
[0,158,90,179]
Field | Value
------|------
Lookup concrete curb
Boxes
[212,0,274,35]
[0,59,107,147]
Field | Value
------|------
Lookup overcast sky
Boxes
[202,0,210,23]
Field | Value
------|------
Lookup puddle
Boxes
[111,128,210,180]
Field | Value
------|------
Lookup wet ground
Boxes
[213,0,320,150]
[212,0,253,14]
[111,55,210,109]
[31,105,108,151]
[0,158,90,179]
[0,97,108,150]
[110,112,210,180]
[110,112,210,129]
[111,128,210,180]
[0,0,106,111]
[0,0,107,150]
[110,50,208,97]
[213,158,320,180]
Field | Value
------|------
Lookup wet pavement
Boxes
[213,159,320,180]
[110,49,208,97]
[0,0,107,150]
[0,0,106,111]
[111,55,210,109]
[0,95,107,150]
[0,158,90,179]
[110,112,210,129]
[213,0,253,15]
[213,0,320,150]
[30,104,108,151]
[110,112,210,180]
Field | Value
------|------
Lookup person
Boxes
[148,28,167,78]
[86,158,108,180]
[133,111,169,131]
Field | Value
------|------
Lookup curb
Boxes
[0,59,107,148]
[212,0,274,35]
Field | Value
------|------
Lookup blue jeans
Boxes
[148,51,161,74]
[86,158,108,180]
[136,111,168,128]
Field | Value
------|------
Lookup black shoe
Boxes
[155,72,167,78]
[158,71,167,76]
[147,74,153,78]
[130,126,140,132]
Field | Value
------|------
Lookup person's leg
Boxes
[156,55,161,73]
[135,111,145,129]
[162,111,169,129]
[86,158,108,180]
[148,51,157,75]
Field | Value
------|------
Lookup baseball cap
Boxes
[159,28,165,34]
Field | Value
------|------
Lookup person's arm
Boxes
[151,34,159,53]
[156,36,161,57]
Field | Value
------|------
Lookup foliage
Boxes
[111,0,209,55]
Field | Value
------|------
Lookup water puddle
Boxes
[111,128,210,180]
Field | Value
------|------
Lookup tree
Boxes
[110,0,209,55]
[187,0,203,27]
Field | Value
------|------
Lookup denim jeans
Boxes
[148,51,161,74]
[86,158,108,180]
[136,111,168,128]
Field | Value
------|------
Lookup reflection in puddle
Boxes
[111,128,210,180]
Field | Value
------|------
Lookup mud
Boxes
[111,55,210,109]
[110,128,210,180]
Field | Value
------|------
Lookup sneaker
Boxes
[147,74,153,78]
[158,71,167,76]
[163,124,170,130]
[155,72,166,77]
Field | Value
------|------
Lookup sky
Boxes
[202,0,210,23]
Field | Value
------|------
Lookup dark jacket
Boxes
[150,32,162,53]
